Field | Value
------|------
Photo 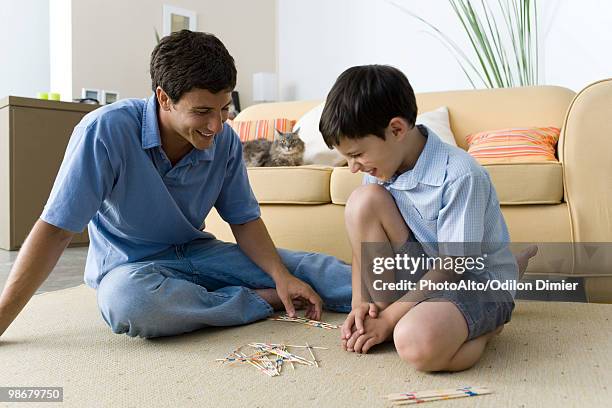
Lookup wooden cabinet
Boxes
[0,96,99,250]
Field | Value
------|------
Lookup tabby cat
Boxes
[242,128,305,167]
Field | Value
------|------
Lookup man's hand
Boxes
[341,302,379,343]
[230,218,324,321]
[274,273,323,321]
[345,313,394,354]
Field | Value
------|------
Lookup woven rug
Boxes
[1,285,611,407]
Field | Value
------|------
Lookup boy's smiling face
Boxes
[335,117,425,182]
[336,131,398,181]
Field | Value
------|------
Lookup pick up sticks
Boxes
[267,314,339,329]
[384,386,492,405]
[216,343,327,377]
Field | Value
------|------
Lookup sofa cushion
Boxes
[247,165,332,204]
[294,104,459,167]
[485,162,563,204]
[467,127,560,164]
[416,86,575,150]
[235,100,321,122]
[330,168,363,205]
[229,118,296,142]
[417,106,458,147]
[295,102,347,166]
[330,162,563,205]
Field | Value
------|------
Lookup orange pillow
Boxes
[466,127,560,164]
[230,118,296,142]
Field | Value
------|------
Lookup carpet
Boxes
[1,285,611,407]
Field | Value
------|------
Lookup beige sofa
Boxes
[206,80,612,303]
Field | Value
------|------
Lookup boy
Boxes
[0,30,352,339]
[319,65,536,372]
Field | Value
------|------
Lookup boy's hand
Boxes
[274,273,323,321]
[345,314,394,354]
[341,303,378,342]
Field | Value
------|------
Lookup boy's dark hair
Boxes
[150,30,237,102]
[319,65,418,148]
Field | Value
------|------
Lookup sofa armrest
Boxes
[560,78,612,242]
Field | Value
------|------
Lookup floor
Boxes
[0,246,88,294]
[3,284,611,407]
[0,246,587,301]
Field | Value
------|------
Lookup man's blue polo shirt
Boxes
[41,95,260,289]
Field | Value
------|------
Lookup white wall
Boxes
[70,0,276,107]
[0,0,50,99]
[544,0,612,90]
[50,0,72,101]
[7,1,604,106]
[277,0,612,101]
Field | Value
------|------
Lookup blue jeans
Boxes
[96,238,352,338]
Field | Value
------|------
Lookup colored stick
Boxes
[267,314,339,329]
[385,386,492,405]
[305,342,319,368]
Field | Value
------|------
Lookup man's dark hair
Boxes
[150,30,237,102]
[319,65,418,148]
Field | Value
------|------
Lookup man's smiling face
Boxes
[161,87,232,151]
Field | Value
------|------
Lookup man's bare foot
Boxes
[254,288,306,311]
[516,245,538,280]
[255,288,284,310]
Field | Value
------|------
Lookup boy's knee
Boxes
[345,184,392,222]
[394,323,442,372]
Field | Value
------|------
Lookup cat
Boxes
[242,128,305,167]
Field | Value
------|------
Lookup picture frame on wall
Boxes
[162,5,197,35]
[81,88,101,103]
[101,90,120,105]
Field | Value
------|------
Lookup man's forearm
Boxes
[0,220,73,335]
[230,217,289,281]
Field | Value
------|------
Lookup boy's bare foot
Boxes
[480,325,504,344]
[254,288,306,311]
[516,245,538,280]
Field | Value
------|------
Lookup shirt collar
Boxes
[382,125,448,190]
[141,94,216,164]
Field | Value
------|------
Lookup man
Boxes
[0,30,351,339]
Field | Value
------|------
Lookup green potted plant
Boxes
[389,0,540,88]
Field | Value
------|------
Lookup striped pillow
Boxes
[466,127,560,164]
[230,118,296,142]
